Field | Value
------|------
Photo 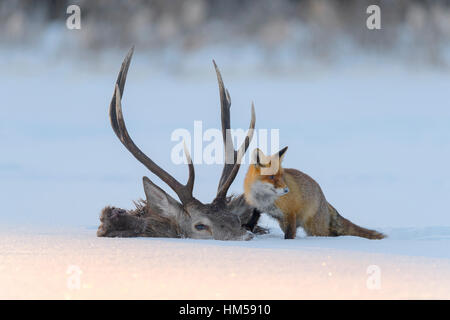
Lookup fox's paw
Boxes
[252,226,270,235]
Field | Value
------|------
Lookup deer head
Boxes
[97,47,256,240]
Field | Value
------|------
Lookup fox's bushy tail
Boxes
[328,203,386,240]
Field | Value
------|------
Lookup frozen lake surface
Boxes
[1,220,450,299]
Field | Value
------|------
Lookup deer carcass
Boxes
[97,48,260,240]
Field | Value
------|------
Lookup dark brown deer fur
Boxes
[97,196,261,238]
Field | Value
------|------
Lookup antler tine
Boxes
[183,140,195,195]
[213,61,256,201]
[110,48,194,204]
[216,103,255,200]
[213,60,236,191]
[213,60,233,147]
[109,46,134,140]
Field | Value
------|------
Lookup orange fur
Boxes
[244,148,385,240]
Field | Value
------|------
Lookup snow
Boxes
[1,47,450,298]
[1,221,450,299]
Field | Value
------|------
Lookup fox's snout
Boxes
[276,187,289,196]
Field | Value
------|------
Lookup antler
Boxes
[110,47,195,204]
[213,61,256,202]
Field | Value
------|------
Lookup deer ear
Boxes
[142,176,184,218]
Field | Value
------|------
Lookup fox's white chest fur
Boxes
[246,180,285,219]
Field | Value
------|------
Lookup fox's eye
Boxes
[195,224,209,231]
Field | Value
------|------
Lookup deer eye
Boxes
[195,224,209,231]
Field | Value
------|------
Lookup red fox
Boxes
[244,147,385,240]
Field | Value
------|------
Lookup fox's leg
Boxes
[283,212,297,239]
[243,208,261,231]
[243,209,269,235]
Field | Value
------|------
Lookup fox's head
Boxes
[244,147,289,207]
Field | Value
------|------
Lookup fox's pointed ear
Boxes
[277,146,288,162]
[252,148,268,167]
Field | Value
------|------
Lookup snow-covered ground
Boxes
[2,220,450,299]
[1,47,450,298]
